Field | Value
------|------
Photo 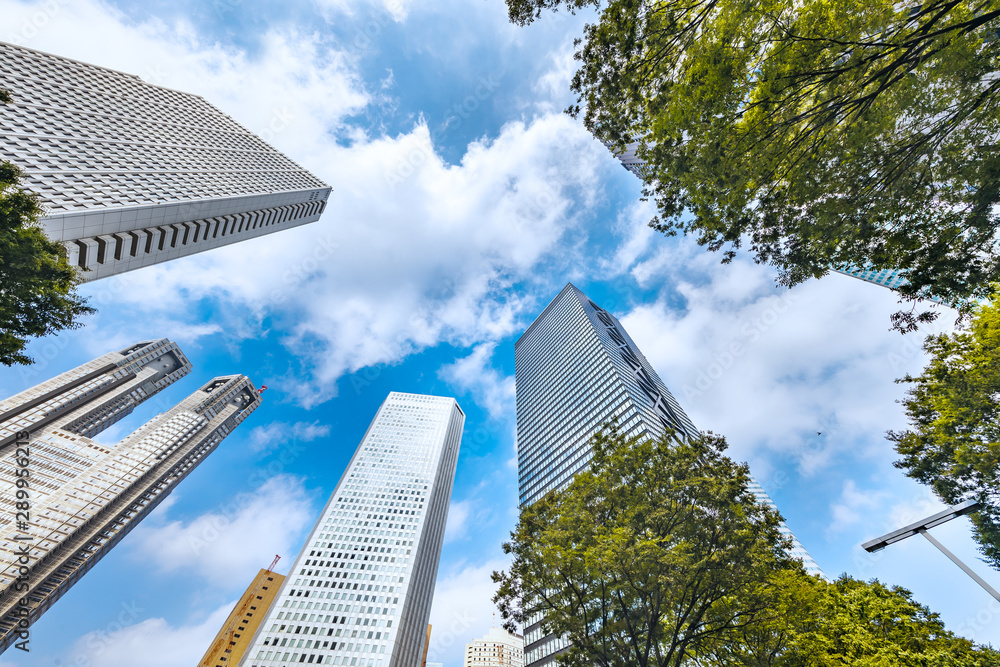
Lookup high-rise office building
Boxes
[833,265,908,290]
[239,392,464,667]
[200,567,288,667]
[464,627,524,667]
[0,41,331,281]
[0,339,262,652]
[515,284,822,667]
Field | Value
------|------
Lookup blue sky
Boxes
[0,0,996,664]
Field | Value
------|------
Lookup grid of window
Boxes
[463,628,524,667]
[0,41,327,211]
[515,284,823,667]
[834,266,909,290]
[241,393,464,667]
[0,41,331,281]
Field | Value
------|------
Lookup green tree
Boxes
[506,0,1000,327]
[0,88,93,365]
[701,572,1000,666]
[698,568,823,666]
[783,577,1000,666]
[491,429,801,667]
[888,295,1000,569]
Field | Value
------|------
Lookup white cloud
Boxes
[59,602,233,667]
[128,475,315,587]
[439,343,515,420]
[427,559,509,666]
[444,499,472,543]
[247,420,332,454]
[616,241,956,472]
[7,0,609,408]
[532,38,579,113]
[829,480,891,535]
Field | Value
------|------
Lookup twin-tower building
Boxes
[0,338,466,665]
[0,340,263,651]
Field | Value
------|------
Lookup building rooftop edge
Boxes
[0,39,221,103]
[515,282,580,348]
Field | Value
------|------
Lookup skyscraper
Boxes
[833,265,908,290]
[239,392,465,667]
[0,41,331,281]
[515,284,822,667]
[0,339,262,652]
[464,627,524,667]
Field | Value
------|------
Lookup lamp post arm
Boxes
[917,528,1000,603]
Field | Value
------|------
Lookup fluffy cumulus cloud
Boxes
[58,602,234,667]
[4,0,610,408]
[127,475,316,588]
[438,343,515,420]
[616,237,954,473]
[247,420,332,454]
[828,480,893,536]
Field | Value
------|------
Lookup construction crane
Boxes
[198,555,281,667]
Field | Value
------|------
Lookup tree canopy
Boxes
[0,88,93,365]
[493,427,1000,666]
[506,0,1000,326]
[492,429,801,667]
[889,294,1000,569]
[780,576,999,666]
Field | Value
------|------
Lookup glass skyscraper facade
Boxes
[833,265,908,290]
[515,284,822,667]
[239,392,464,667]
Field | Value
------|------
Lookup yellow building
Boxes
[199,567,286,667]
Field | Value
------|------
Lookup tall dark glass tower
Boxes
[515,284,822,667]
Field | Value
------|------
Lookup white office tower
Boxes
[464,627,524,667]
[516,284,823,667]
[0,41,331,281]
[240,392,465,667]
[0,340,262,652]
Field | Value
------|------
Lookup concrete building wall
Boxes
[0,40,331,281]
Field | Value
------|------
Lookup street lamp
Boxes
[862,499,1000,602]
